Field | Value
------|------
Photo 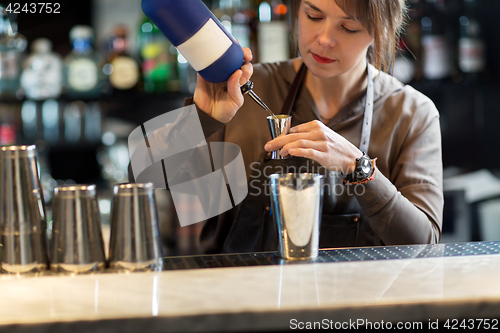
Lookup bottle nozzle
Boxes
[241,81,278,120]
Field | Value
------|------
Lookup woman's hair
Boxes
[290,0,408,73]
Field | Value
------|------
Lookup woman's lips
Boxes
[312,53,335,64]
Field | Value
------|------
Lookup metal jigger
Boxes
[108,183,163,272]
[0,145,49,274]
[267,115,292,159]
[241,81,292,159]
[50,185,106,273]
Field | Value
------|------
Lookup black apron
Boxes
[222,62,376,253]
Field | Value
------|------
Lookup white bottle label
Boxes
[258,21,289,63]
[110,56,139,90]
[177,18,232,72]
[68,58,98,91]
[459,37,485,73]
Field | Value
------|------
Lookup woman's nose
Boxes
[317,27,336,48]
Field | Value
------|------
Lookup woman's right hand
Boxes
[193,47,253,123]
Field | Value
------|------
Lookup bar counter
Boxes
[1,242,500,332]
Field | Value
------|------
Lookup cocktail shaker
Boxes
[109,183,163,272]
[270,173,324,260]
[50,184,106,273]
[0,145,49,274]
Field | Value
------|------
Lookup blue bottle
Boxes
[141,0,244,83]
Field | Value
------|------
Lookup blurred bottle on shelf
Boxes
[420,0,454,81]
[393,37,416,84]
[63,101,84,144]
[0,121,16,144]
[21,38,63,100]
[0,103,19,145]
[458,0,485,84]
[404,0,425,81]
[257,0,290,64]
[213,0,253,49]
[104,25,141,93]
[64,26,105,99]
[84,101,102,144]
[138,16,179,93]
[41,99,60,145]
[176,52,197,94]
[0,5,27,99]
[21,100,38,143]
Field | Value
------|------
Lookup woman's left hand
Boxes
[264,120,362,174]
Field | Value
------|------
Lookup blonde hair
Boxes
[291,0,408,73]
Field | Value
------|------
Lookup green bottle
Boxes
[138,16,179,93]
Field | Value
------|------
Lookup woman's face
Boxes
[298,0,373,79]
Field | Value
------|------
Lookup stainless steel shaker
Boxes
[109,183,163,272]
[0,145,48,273]
[270,173,324,260]
[50,184,106,273]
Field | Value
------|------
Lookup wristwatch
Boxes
[343,152,376,185]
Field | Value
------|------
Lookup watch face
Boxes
[355,156,372,179]
[360,159,371,174]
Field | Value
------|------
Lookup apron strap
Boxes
[280,62,308,116]
[359,61,374,153]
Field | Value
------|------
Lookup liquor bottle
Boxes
[420,0,454,81]
[0,103,18,145]
[21,100,38,142]
[213,0,252,49]
[64,101,83,144]
[405,0,425,81]
[105,25,141,92]
[232,0,253,49]
[458,0,485,83]
[20,38,63,100]
[63,26,105,99]
[177,51,198,94]
[141,0,244,83]
[393,37,416,84]
[84,101,102,144]
[0,5,27,99]
[257,0,290,63]
[138,15,179,93]
[41,99,60,144]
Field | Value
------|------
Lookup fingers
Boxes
[280,139,326,157]
[289,120,324,134]
[243,47,253,62]
[265,131,325,152]
[240,61,253,85]
[227,69,244,106]
[287,148,321,161]
[238,48,254,85]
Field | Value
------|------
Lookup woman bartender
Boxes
[189,0,443,254]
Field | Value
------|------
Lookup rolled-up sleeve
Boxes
[354,95,443,245]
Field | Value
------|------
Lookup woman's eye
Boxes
[342,26,358,34]
[306,14,322,21]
